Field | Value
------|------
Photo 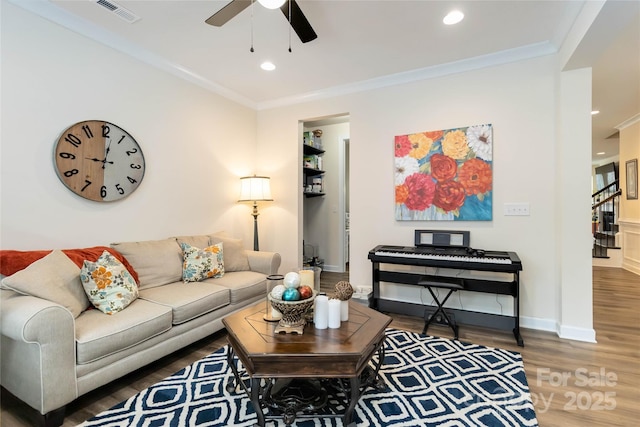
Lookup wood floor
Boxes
[1,267,638,426]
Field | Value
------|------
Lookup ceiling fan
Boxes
[205,0,317,43]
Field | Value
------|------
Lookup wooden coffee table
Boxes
[222,300,392,426]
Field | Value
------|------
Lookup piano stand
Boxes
[421,282,463,339]
[368,245,524,347]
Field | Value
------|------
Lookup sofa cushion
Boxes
[180,242,224,282]
[0,246,139,284]
[175,235,210,250]
[111,239,182,290]
[208,270,266,304]
[1,250,90,318]
[75,298,172,364]
[209,233,250,272]
[138,281,230,325]
[80,251,139,315]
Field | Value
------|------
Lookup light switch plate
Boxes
[504,203,530,216]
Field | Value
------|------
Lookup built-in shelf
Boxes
[304,145,324,156]
[303,138,325,197]
[304,167,324,176]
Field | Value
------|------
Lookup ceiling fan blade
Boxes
[280,0,317,43]
[205,0,252,27]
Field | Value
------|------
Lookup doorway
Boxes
[301,114,350,274]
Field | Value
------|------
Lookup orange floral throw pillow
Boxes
[80,251,138,315]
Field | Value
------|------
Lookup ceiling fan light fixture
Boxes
[443,10,464,25]
[258,0,286,10]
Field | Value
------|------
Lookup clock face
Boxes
[53,120,145,202]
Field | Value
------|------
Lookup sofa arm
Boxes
[1,293,77,415]
[246,251,281,275]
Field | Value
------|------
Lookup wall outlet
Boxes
[504,202,530,216]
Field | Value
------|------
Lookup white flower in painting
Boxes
[467,124,492,161]
[395,156,419,185]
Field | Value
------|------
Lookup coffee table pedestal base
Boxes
[226,345,386,427]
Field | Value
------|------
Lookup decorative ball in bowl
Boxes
[268,290,318,331]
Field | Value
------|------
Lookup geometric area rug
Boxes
[79,328,538,426]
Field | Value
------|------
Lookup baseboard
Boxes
[321,264,344,273]
[520,315,556,332]
[557,323,597,343]
[518,317,597,343]
[592,248,622,268]
[622,262,640,276]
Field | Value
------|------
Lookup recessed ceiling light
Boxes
[260,61,276,71]
[443,10,464,25]
[597,152,605,155]
[591,110,600,115]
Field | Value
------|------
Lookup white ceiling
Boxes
[14,0,640,162]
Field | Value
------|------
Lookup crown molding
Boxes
[615,113,640,130]
[256,41,557,110]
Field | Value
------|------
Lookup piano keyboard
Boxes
[373,250,512,264]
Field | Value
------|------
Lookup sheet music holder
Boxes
[415,229,470,249]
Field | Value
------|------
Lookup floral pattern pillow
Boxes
[180,242,224,282]
[80,251,139,315]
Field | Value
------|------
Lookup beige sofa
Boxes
[0,233,281,427]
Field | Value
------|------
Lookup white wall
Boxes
[1,3,258,250]
[618,118,640,275]
[1,1,597,340]
[556,68,595,342]
[258,54,593,338]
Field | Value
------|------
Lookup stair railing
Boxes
[592,180,621,258]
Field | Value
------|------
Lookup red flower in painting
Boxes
[433,180,466,212]
[404,173,436,211]
[430,154,458,182]
[458,158,492,195]
[394,135,411,157]
[425,130,443,141]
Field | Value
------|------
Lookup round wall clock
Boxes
[53,120,145,202]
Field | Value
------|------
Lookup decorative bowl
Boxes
[268,290,318,334]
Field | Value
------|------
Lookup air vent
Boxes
[96,0,140,24]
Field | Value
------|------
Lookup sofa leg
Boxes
[40,407,65,427]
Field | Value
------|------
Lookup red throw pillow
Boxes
[0,246,139,285]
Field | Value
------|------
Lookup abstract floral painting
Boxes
[395,123,493,221]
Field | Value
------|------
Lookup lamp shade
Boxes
[238,176,273,202]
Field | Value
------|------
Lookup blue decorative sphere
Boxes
[282,288,300,301]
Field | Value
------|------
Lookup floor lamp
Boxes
[238,175,273,251]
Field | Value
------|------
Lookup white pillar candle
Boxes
[328,299,341,329]
[298,269,314,289]
[314,295,329,329]
[340,299,349,321]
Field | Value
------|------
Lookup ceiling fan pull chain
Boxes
[288,0,292,52]
[250,0,255,52]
